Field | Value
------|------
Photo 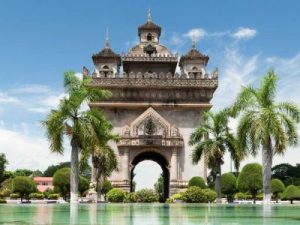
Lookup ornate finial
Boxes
[105,28,110,49]
[147,8,152,22]
[192,34,196,49]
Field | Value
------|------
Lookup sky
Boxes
[1,0,300,190]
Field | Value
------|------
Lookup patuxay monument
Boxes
[84,11,218,199]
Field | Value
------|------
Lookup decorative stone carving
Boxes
[118,107,183,147]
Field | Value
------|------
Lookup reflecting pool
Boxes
[0,203,300,225]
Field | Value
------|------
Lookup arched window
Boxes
[147,33,153,41]
[192,66,198,71]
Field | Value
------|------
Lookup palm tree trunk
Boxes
[262,139,273,204]
[70,137,80,203]
[215,162,222,203]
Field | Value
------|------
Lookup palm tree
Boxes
[189,109,243,203]
[231,70,300,204]
[42,71,111,203]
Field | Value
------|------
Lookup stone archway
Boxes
[130,150,170,200]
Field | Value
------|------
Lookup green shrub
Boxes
[182,187,217,203]
[256,193,263,200]
[10,193,20,199]
[271,179,285,202]
[166,198,174,203]
[237,163,262,203]
[281,185,300,204]
[234,192,252,200]
[188,177,206,188]
[12,176,37,201]
[0,189,11,198]
[48,193,60,200]
[0,199,7,204]
[171,193,183,200]
[101,179,113,200]
[107,188,125,202]
[29,192,44,200]
[53,168,70,201]
[221,173,237,202]
[125,192,137,203]
[135,189,159,203]
[79,176,89,197]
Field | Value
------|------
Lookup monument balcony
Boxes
[90,73,218,89]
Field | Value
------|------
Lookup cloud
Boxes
[11,84,51,94]
[233,27,257,40]
[0,92,21,104]
[0,123,70,171]
[184,28,207,41]
[212,47,260,110]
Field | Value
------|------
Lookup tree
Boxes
[101,179,113,200]
[13,169,33,177]
[0,153,8,183]
[281,185,300,204]
[189,109,243,203]
[82,140,118,197]
[78,176,89,197]
[12,176,36,202]
[43,162,71,177]
[188,176,206,188]
[231,70,300,203]
[237,163,262,204]
[221,173,237,202]
[53,167,89,201]
[271,179,285,203]
[53,168,70,201]
[154,174,163,197]
[42,71,111,203]
[272,163,300,186]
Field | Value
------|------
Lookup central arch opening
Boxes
[130,151,170,201]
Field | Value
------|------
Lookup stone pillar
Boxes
[122,149,129,181]
[170,148,178,181]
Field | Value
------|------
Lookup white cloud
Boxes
[11,84,51,94]
[0,124,70,171]
[212,47,259,110]
[0,92,21,104]
[233,27,257,40]
[184,28,207,41]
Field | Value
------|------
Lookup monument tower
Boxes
[85,11,218,199]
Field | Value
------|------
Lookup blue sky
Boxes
[1,0,300,190]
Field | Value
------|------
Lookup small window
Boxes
[147,33,152,41]
[192,66,198,71]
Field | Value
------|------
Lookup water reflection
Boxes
[2,203,300,224]
[33,204,53,224]
[70,203,78,225]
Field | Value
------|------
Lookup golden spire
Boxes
[147,8,152,22]
[105,28,110,49]
[192,34,196,49]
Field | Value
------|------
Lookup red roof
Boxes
[33,177,53,182]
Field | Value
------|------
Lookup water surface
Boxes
[0,203,300,224]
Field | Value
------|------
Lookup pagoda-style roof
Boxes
[92,47,121,66]
[179,48,209,66]
[138,21,161,36]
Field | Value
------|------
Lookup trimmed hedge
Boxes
[107,188,126,203]
[48,194,60,200]
[29,193,44,200]
[0,199,7,204]
[182,187,216,203]
[135,189,159,203]
[10,193,20,199]
[188,177,206,188]
[281,185,300,204]
[125,192,137,203]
